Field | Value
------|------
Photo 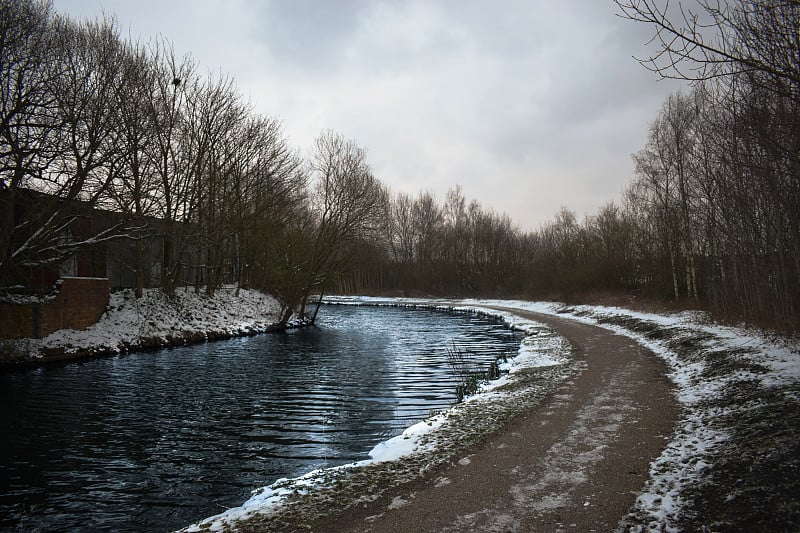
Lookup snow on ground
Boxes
[460,298,800,531]
[5,292,798,530]
[0,286,282,362]
[183,299,575,532]
[286,296,800,531]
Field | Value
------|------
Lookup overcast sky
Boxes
[54,0,686,230]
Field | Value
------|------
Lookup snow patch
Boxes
[179,296,798,531]
[369,415,447,463]
[1,286,281,362]
[183,298,573,532]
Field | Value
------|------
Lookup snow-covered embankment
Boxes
[0,287,282,366]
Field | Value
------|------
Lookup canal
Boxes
[0,304,523,531]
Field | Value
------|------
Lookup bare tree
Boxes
[410,191,444,291]
[0,3,131,289]
[632,131,682,300]
[226,115,304,295]
[0,0,60,190]
[260,130,388,324]
[181,72,247,295]
[301,130,388,318]
[145,40,195,296]
[614,0,800,93]
[1,0,61,287]
[102,38,160,297]
[385,192,416,264]
[47,14,125,201]
[584,202,637,291]
[618,0,800,330]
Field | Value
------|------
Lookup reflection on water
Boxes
[0,304,522,532]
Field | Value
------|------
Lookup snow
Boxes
[203,295,795,532]
[458,298,800,531]
[6,292,798,530]
[183,298,574,532]
[368,415,448,463]
[0,292,50,305]
[0,286,282,361]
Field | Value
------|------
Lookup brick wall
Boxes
[0,303,35,339]
[0,277,110,339]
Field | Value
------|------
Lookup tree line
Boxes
[615,0,800,333]
[343,0,800,334]
[2,0,798,333]
[0,0,386,325]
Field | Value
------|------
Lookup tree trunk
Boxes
[310,288,325,325]
[279,305,293,326]
[162,230,176,297]
[669,246,680,301]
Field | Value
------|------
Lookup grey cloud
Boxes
[51,0,689,229]
[256,0,365,71]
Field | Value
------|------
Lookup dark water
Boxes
[0,304,522,532]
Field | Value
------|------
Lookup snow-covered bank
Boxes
[458,298,800,531]
[191,296,800,532]
[0,287,282,367]
[183,301,576,532]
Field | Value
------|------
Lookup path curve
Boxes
[308,308,679,532]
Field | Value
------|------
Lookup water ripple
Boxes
[0,304,522,532]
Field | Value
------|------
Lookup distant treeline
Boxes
[2,0,798,333]
[342,1,800,335]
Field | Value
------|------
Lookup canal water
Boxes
[0,304,523,532]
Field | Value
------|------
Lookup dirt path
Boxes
[308,309,679,532]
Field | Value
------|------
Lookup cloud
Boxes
[53,0,687,230]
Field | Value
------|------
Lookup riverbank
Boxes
[186,297,800,531]
[183,306,578,532]
[306,307,679,532]
[0,286,283,370]
[4,294,798,529]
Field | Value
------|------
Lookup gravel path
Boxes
[308,309,679,532]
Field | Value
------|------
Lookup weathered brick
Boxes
[0,278,110,339]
